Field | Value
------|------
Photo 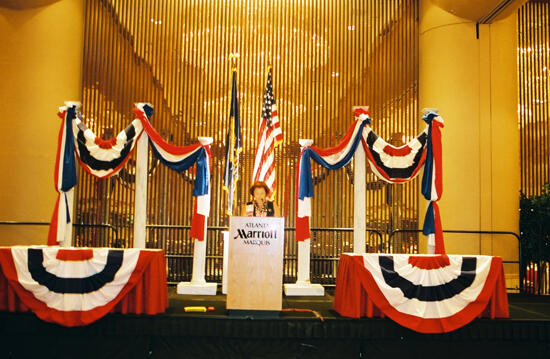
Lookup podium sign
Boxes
[227,216,284,311]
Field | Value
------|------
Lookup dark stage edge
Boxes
[1,289,550,359]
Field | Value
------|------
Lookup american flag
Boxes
[252,68,283,198]
[223,69,242,215]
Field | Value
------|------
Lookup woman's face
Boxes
[253,187,267,206]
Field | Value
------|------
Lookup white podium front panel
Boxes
[227,216,284,311]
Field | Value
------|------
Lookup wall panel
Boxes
[518,1,550,196]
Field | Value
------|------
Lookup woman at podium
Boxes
[242,181,281,217]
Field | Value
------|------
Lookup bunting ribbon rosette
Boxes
[296,108,445,253]
[0,246,166,327]
[133,103,211,241]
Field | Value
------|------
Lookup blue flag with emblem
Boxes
[223,69,242,215]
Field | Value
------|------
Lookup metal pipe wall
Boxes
[77,0,420,283]
[518,1,550,197]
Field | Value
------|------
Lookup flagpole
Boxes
[222,55,241,293]
[225,53,240,218]
[229,55,235,218]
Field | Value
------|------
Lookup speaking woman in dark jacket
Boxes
[241,181,281,217]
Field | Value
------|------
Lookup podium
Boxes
[227,216,284,315]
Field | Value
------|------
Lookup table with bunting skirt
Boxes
[0,246,168,327]
[333,253,509,333]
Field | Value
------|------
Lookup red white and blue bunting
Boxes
[420,111,445,254]
[296,117,369,242]
[0,246,162,326]
[133,103,211,241]
[73,111,143,178]
[48,102,80,246]
[296,108,445,253]
[356,254,505,333]
[361,122,427,183]
[48,102,211,245]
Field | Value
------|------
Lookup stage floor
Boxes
[1,287,549,359]
[167,288,550,321]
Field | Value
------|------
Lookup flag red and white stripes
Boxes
[252,68,282,197]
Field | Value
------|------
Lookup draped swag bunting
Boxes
[132,103,211,241]
[48,102,211,245]
[296,108,445,254]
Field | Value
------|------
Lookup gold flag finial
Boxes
[267,51,272,72]
[229,53,239,71]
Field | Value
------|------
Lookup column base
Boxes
[284,282,325,296]
[177,282,218,295]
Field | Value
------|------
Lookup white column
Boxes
[296,239,311,284]
[190,237,207,285]
[284,139,324,296]
[62,189,74,247]
[222,230,229,294]
[133,131,148,248]
[353,142,366,254]
[177,137,217,295]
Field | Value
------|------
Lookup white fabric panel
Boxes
[297,198,311,218]
[427,233,435,246]
[196,194,210,216]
